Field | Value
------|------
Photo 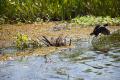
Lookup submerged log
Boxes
[42,36,71,47]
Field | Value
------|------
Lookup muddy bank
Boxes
[1,22,119,47]
[0,22,120,60]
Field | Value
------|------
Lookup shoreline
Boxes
[0,22,120,61]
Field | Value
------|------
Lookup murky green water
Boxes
[0,38,120,80]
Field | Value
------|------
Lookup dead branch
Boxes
[42,36,71,47]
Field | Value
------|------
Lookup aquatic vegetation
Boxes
[60,50,95,62]
[105,63,112,66]
[72,16,120,26]
[92,29,120,51]
[112,58,120,62]
[15,33,42,50]
[60,51,82,59]
[109,54,120,59]
[84,69,92,73]
[0,17,5,24]
[55,68,68,75]
[112,49,120,53]
[16,33,29,50]
[75,78,84,80]
[95,72,102,75]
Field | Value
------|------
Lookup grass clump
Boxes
[15,33,42,50]
[15,33,29,50]
[92,29,120,51]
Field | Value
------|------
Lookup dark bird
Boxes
[90,24,110,37]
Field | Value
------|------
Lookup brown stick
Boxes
[69,39,71,46]
[42,36,71,47]
[42,36,53,46]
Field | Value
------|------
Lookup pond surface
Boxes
[0,38,120,80]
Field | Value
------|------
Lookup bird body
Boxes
[90,24,110,37]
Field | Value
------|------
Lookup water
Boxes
[0,47,18,54]
[0,39,120,80]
